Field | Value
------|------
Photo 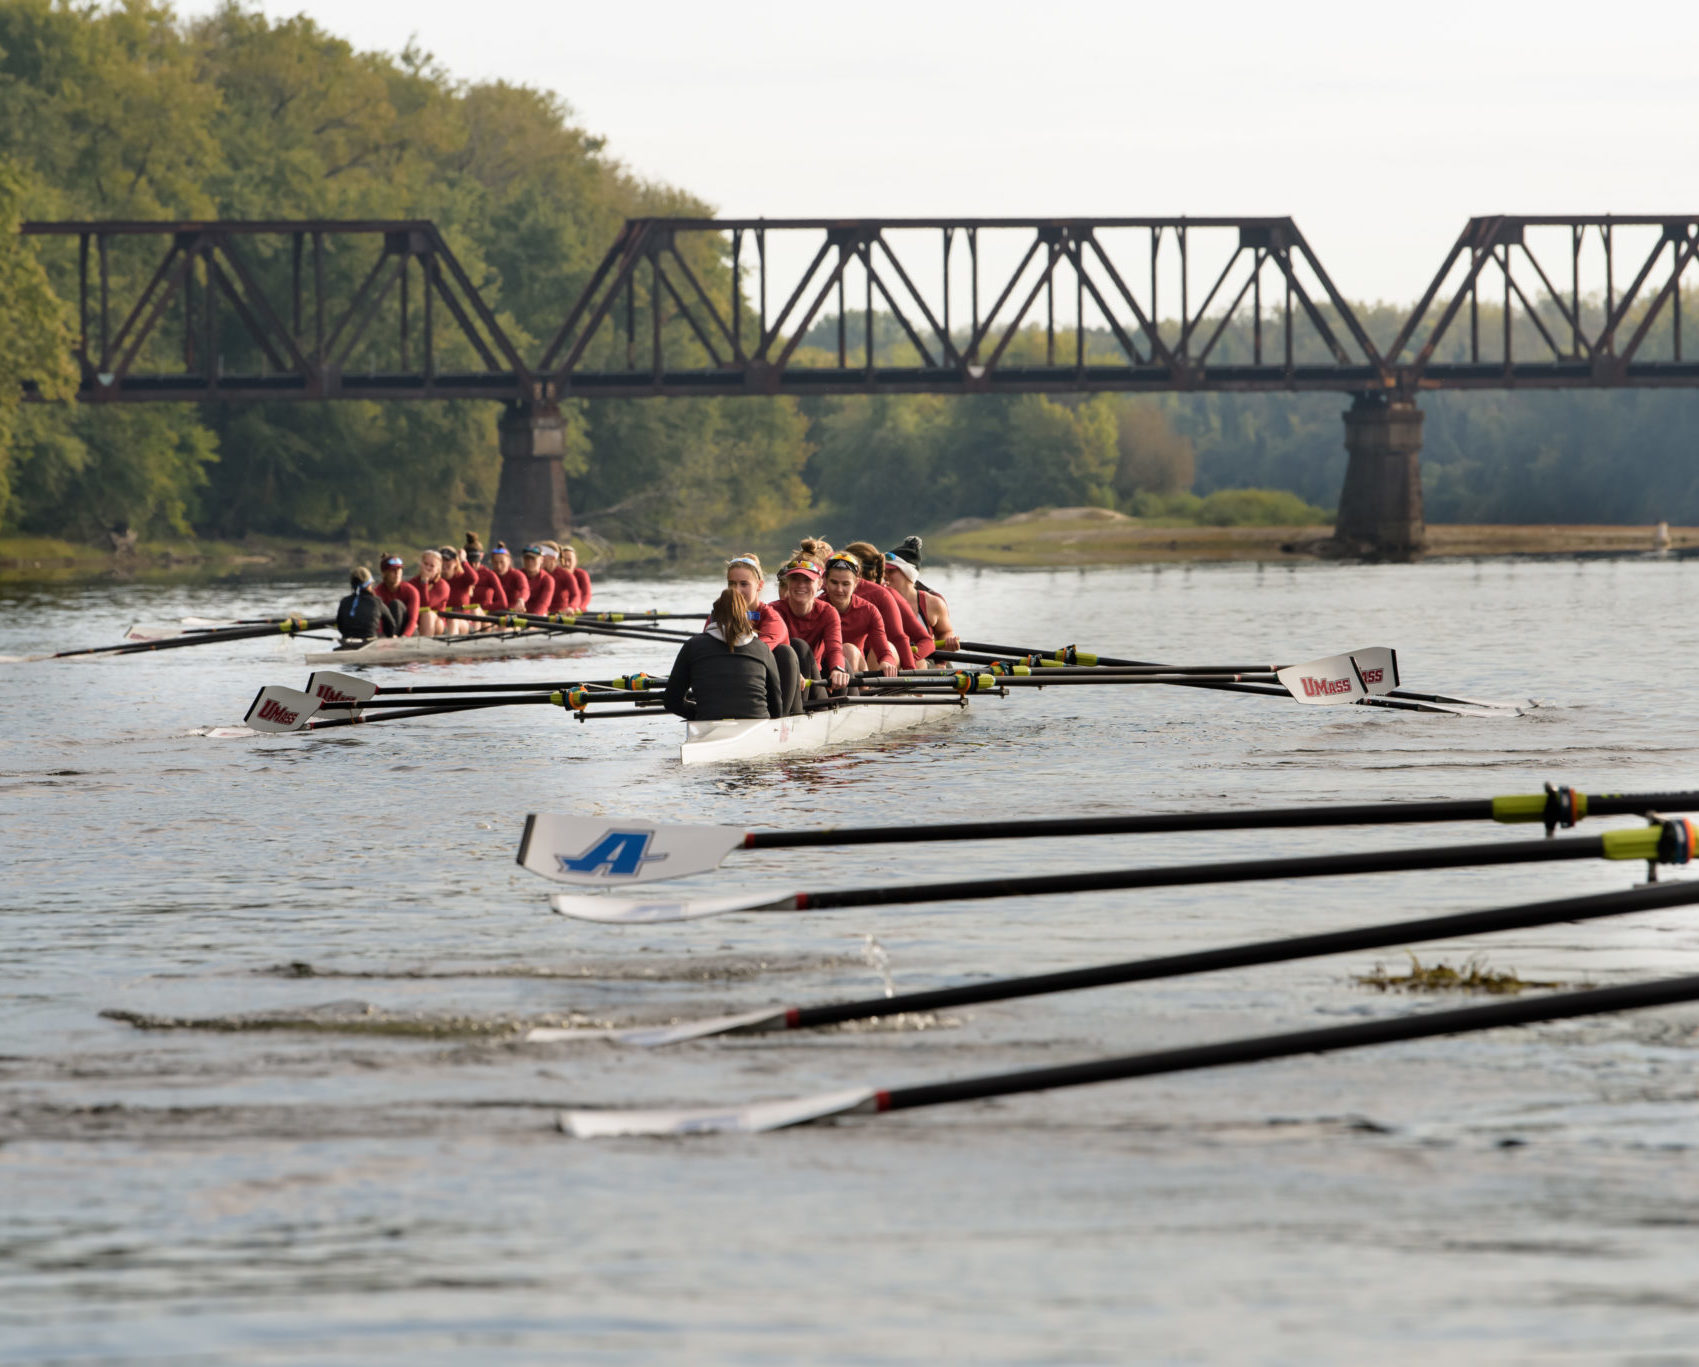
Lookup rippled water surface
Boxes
[4,558,1699,1364]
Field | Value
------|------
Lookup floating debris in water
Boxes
[1356,953,1565,995]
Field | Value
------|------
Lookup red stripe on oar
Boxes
[742,833,757,849]
[874,1091,893,1112]
[794,893,811,910]
[784,1008,802,1028]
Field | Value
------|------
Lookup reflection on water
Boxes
[5,559,1699,1363]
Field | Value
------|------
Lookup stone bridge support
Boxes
[491,401,572,549]
[1333,394,1425,558]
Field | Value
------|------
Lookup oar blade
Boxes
[526,1006,786,1047]
[560,1087,877,1138]
[1348,646,1399,695]
[306,670,378,706]
[1275,654,1368,705]
[518,813,745,887]
[243,685,321,732]
[547,890,788,923]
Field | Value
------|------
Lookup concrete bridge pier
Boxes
[491,401,572,548]
[1333,394,1425,559]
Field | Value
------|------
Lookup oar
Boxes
[960,639,1511,712]
[46,616,333,659]
[541,820,1697,922]
[244,683,663,733]
[528,878,1699,1046]
[517,786,1699,887]
[304,669,663,703]
[441,608,695,644]
[559,970,1699,1136]
[295,698,671,731]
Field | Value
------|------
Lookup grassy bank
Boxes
[930,507,1697,566]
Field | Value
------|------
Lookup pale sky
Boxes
[177,0,1699,305]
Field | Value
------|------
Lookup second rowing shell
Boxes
[304,633,596,666]
[679,699,968,765]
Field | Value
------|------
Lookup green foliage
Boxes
[1193,488,1330,526]
[6,403,216,539]
[0,1,809,549]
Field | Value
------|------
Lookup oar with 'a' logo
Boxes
[517,786,1699,888]
[536,819,1699,924]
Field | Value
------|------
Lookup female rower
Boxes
[562,543,593,611]
[519,545,557,616]
[821,555,898,677]
[408,549,451,637]
[373,555,420,637]
[842,539,931,668]
[540,542,576,613]
[771,556,848,693]
[438,546,472,635]
[488,543,529,614]
[663,587,786,721]
[462,535,508,617]
[883,542,958,652]
[724,553,801,714]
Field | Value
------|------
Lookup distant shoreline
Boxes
[3,518,1694,585]
[929,509,1694,567]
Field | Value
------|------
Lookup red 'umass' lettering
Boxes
[1299,675,1355,697]
[257,699,299,724]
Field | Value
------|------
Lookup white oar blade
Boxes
[1348,646,1399,695]
[560,1087,877,1138]
[526,1006,786,1047]
[547,890,791,924]
[306,670,378,705]
[1276,654,1368,706]
[518,813,744,887]
[243,685,321,732]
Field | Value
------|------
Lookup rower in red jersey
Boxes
[771,558,848,692]
[408,549,452,636]
[724,552,800,713]
[518,545,556,616]
[487,543,529,614]
[373,555,421,637]
[821,555,898,677]
[842,539,930,669]
[459,534,508,617]
[884,538,958,652]
[561,543,593,611]
[437,546,472,635]
[540,542,577,613]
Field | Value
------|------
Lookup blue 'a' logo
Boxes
[556,829,668,878]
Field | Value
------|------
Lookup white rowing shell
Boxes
[680,700,964,765]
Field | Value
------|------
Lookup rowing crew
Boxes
[663,536,959,722]
[336,535,594,640]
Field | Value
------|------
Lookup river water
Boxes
[3,558,1699,1364]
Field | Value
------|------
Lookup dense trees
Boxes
[3,4,1695,551]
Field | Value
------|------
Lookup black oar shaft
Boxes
[878,972,1699,1114]
[54,616,332,658]
[364,677,665,696]
[791,880,1699,1030]
[748,791,1699,851]
[799,832,1659,912]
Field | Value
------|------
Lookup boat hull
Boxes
[680,701,964,765]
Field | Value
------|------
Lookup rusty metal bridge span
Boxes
[21,214,1699,554]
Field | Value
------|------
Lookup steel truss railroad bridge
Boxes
[20,215,1699,555]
